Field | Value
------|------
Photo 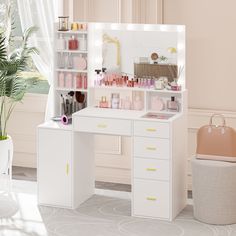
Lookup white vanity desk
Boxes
[38,103,187,221]
[37,22,187,221]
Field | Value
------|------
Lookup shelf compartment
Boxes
[56,69,87,73]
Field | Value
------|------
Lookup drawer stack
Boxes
[133,121,170,219]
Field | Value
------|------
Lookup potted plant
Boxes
[0,27,39,174]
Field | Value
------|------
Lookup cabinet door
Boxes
[38,128,72,208]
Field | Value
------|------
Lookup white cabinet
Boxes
[37,127,72,208]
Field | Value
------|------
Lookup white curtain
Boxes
[17,0,63,120]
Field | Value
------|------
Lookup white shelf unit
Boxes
[53,23,89,117]
[38,22,90,209]
[88,86,185,114]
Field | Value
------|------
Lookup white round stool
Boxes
[192,157,236,225]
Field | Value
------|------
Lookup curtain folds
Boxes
[17,0,62,120]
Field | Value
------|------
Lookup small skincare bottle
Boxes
[57,34,66,50]
[167,96,179,112]
[94,69,101,86]
[133,95,143,110]
[79,34,87,51]
[111,93,120,109]
[58,72,65,87]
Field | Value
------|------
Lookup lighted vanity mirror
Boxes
[88,23,185,86]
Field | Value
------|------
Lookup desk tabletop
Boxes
[73,107,181,123]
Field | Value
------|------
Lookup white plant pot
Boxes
[0,136,13,174]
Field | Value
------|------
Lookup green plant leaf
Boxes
[0,36,7,61]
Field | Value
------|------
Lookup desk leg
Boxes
[72,132,95,208]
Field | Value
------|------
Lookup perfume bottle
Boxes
[167,96,179,111]
[68,35,79,50]
[99,96,108,108]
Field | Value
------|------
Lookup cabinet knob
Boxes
[146,147,156,151]
[97,124,107,128]
[66,163,69,175]
[146,196,157,201]
[146,128,156,132]
[146,168,157,171]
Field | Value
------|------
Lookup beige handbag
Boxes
[196,113,236,161]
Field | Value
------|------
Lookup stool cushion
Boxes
[192,157,236,225]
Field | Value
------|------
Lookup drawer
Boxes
[133,137,170,159]
[134,158,169,181]
[134,121,169,138]
[133,179,170,219]
[74,116,132,136]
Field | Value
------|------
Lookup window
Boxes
[0,0,49,94]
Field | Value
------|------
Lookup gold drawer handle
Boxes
[146,147,156,151]
[146,197,157,201]
[66,163,69,175]
[146,168,157,171]
[146,128,156,132]
[97,124,107,128]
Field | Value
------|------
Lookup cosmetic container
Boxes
[65,73,73,88]
[58,16,69,31]
[99,96,109,108]
[58,72,65,87]
[73,55,87,70]
[79,35,87,51]
[94,69,101,86]
[111,93,120,109]
[167,96,179,111]
[68,35,79,50]
[133,95,143,110]
[57,34,66,50]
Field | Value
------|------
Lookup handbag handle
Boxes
[209,113,226,127]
